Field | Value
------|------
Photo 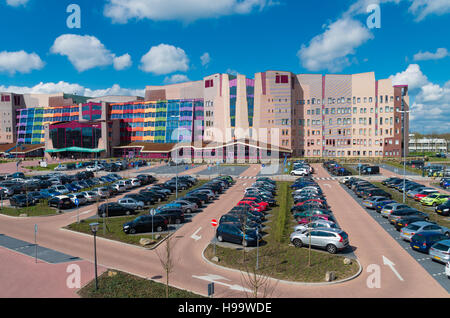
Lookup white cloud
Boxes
[51,34,131,72]
[104,0,276,23]
[413,48,449,61]
[0,81,145,98]
[409,0,450,21]
[200,52,211,67]
[164,74,190,84]
[0,50,44,75]
[389,64,429,91]
[390,64,450,133]
[297,18,373,72]
[6,0,29,7]
[113,53,132,70]
[140,44,189,75]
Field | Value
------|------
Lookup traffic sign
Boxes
[211,219,218,227]
[74,198,79,207]
[208,282,215,297]
[34,224,38,233]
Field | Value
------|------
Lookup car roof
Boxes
[410,221,436,226]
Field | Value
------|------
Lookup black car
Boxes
[436,201,450,216]
[182,196,203,208]
[185,191,209,204]
[220,214,262,230]
[48,196,75,210]
[362,188,392,199]
[140,190,166,202]
[123,215,168,234]
[98,202,135,217]
[154,208,185,224]
[9,194,36,207]
[394,215,434,231]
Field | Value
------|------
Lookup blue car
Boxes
[216,223,262,247]
[375,200,396,213]
[291,182,316,190]
[410,232,448,253]
[41,189,61,198]
[65,183,79,192]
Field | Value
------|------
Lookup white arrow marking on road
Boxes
[382,256,404,281]
[323,184,331,188]
[192,274,252,293]
[190,227,202,241]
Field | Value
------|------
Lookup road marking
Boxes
[190,227,202,241]
[192,274,252,293]
[323,184,331,188]
[382,256,404,282]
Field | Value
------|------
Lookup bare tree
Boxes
[155,235,177,298]
[240,251,278,298]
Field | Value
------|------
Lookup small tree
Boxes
[240,249,278,298]
[155,236,177,298]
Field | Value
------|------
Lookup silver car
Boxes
[173,199,198,213]
[118,197,144,210]
[80,191,101,203]
[362,196,389,209]
[381,203,409,218]
[67,193,88,206]
[429,240,450,264]
[289,228,350,254]
[400,221,446,242]
[294,220,339,233]
[51,185,70,195]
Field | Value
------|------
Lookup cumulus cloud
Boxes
[6,0,29,7]
[390,64,450,133]
[104,0,276,23]
[140,44,189,75]
[164,74,190,84]
[389,64,429,91]
[0,50,44,75]
[113,53,132,70]
[200,52,211,67]
[409,0,450,21]
[0,81,144,98]
[51,34,131,72]
[413,48,449,61]
[297,18,373,72]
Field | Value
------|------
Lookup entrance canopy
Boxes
[45,147,105,153]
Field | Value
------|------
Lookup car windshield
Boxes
[428,194,438,198]
[432,243,450,252]
[406,224,420,231]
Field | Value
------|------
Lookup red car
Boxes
[414,190,439,201]
[242,197,269,210]
[237,200,264,212]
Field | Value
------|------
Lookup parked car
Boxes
[293,220,339,233]
[98,202,135,217]
[123,215,168,234]
[48,196,75,210]
[380,203,410,218]
[216,223,262,247]
[290,228,349,254]
[410,232,448,253]
[435,200,450,216]
[9,194,36,207]
[388,208,429,225]
[118,197,144,210]
[429,240,450,264]
[152,207,185,225]
[420,193,450,207]
[400,221,448,242]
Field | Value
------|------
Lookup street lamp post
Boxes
[89,222,100,291]
[399,109,410,204]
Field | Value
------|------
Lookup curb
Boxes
[201,244,363,287]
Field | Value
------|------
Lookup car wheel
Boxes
[186,208,192,214]
[445,232,450,238]
[129,228,136,234]
[242,240,248,247]
[175,219,181,225]
[292,239,303,248]
[217,235,223,242]
[156,225,163,232]
[126,210,131,216]
[326,244,337,254]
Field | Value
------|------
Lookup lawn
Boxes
[78,270,204,298]
[373,182,450,229]
[204,181,360,283]
[0,200,58,217]
[66,180,209,247]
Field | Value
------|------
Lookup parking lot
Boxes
[339,177,450,292]
[141,163,202,175]
[197,165,250,176]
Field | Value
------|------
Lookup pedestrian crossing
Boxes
[313,177,338,181]
[237,176,258,179]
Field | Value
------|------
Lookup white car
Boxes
[112,183,126,193]
[291,168,309,176]
[51,185,69,195]
[86,165,101,172]
[67,193,88,206]
[130,178,141,188]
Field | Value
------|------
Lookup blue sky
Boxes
[0,0,449,133]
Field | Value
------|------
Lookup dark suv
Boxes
[123,215,168,234]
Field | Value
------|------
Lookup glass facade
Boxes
[49,122,101,149]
